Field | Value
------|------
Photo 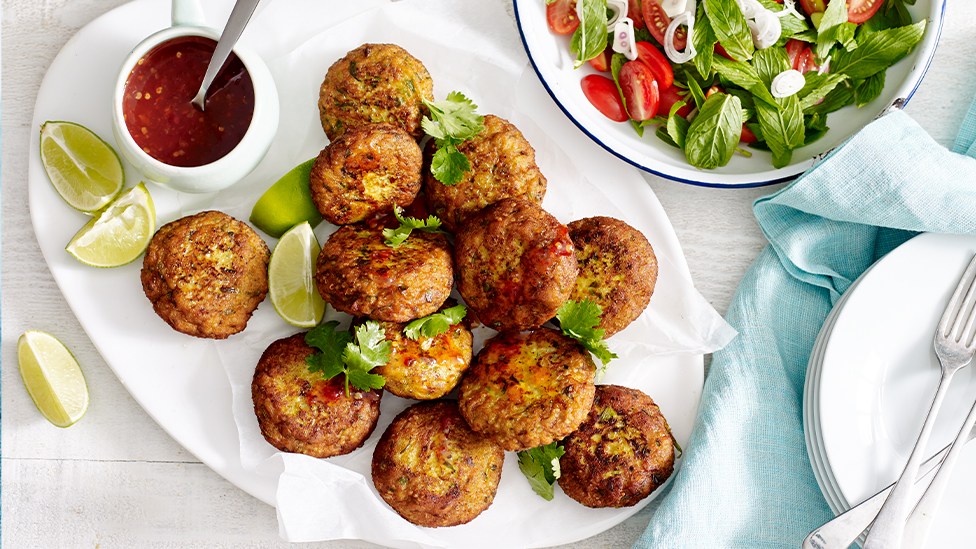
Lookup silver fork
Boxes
[862,253,976,549]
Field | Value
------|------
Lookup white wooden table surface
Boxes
[3,1,975,547]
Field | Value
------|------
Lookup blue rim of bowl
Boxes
[513,0,946,189]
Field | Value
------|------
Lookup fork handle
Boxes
[863,375,952,549]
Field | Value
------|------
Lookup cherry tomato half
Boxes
[627,0,645,30]
[794,46,819,74]
[846,0,883,23]
[580,74,629,122]
[740,124,758,143]
[657,85,692,118]
[619,61,660,121]
[635,41,674,90]
[715,43,737,62]
[785,39,805,69]
[547,0,579,35]
[642,0,687,51]
[589,44,613,72]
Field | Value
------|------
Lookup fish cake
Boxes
[318,43,434,141]
[457,328,596,451]
[251,333,383,458]
[423,114,547,233]
[356,304,473,400]
[141,210,269,339]
[454,198,577,332]
[314,224,453,322]
[568,216,658,337]
[372,400,504,527]
[558,384,676,508]
[309,122,423,225]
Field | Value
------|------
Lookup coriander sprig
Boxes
[422,91,484,185]
[404,304,467,340]
[517,442,566,501]
[382,206,448,247]
[305,320,390,395]
[555,299,617,366]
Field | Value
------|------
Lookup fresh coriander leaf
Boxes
[704,0,754,62]
[830,19,926,80]
[517,442,566,501]
[556,299,618,365]
[692,2,717,78]
[685,92,743,169]
[854,71,886,108]
[305,321,355,380]
[815,0,853,60]
[422,92,484,141]
[404,304,467,340]
[570,0,608,69]
[799,72,849,112]
[430,142,470,186]
[383,206,448,247]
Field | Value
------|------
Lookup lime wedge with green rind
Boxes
[269,221,326,327]
[65,182,156,268]
[250,158,323,238]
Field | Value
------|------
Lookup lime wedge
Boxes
[250,158,323,238]
[18,330,89,428]
[40,121,125,213]
[269,221,326,327]
[65,182,156,268]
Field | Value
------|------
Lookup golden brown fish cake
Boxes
[568,216,658,337]
[423,114,547,233]
[318,43,434,141]
[371,400,504,527]
[251,333,383,458]
[141,210,269,339]
[355,305,473,400]
[457,328,596,451]
[309,123,423,225]
[558,384,675,508]
[454,198,577,332]
[314,224,453,322]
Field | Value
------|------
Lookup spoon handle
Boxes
[193,0,262,109]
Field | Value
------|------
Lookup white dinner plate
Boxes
[28,0,706,546]
[818,232,976,548]
[512,0,945,188]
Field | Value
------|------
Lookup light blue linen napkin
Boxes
[634,100,976,548]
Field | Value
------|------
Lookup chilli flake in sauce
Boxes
[122,35,254,167]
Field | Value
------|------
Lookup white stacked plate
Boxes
[804,232,976,547]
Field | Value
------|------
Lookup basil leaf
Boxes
[570,0,609,69]
[854,71,886,108]
[687,77,707,111]
[712,56,777,108]
[685,93,743,169]
[756,94,804,169]
[693,2,717,78]
[815,0,850,60]
[830,20,926,80]
[799,72,849,111]
[704,0,754,61]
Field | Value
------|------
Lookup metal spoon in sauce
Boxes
[190,0,262,111]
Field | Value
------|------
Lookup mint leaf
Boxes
[570,0,608,69]
[806,82,857,116]
[830,19,926,80]
[383,206,448,247]
[756,94,804,169]
[556,299,618,366]
[404,304,467,340]
[799,72,849,112]
[815,0,852,60]
[692,3,717,78]
[712,57,777,108]
[685,92,743,169]
[854,71,886,108]
[704,0,754,62]
[422,92,484,185]
[517,442,566,501]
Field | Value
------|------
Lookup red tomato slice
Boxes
[547,0,579,35]
[635,41,674,90]
[657,85,692,118]
[794,46,819,74]
[799,0,826,15]
[619,61,660,121]
[706,85,724,98]
[740,124,758,143]
[589,45,613,72]
[715,43,737,62]
[580,74,629,122]
[627,0,645,30]
[642,0,687,51]
[847,0,883,23]
[785,39,805,69]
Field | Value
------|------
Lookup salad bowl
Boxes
[513,0,945,187]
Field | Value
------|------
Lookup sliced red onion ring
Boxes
[612,18,639,60]
[606,0,628,31]
[748,9,781,49]
[661,0,689,18]
[771,69,805,97]
[737,0,765,20]
[664,0,697,64]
